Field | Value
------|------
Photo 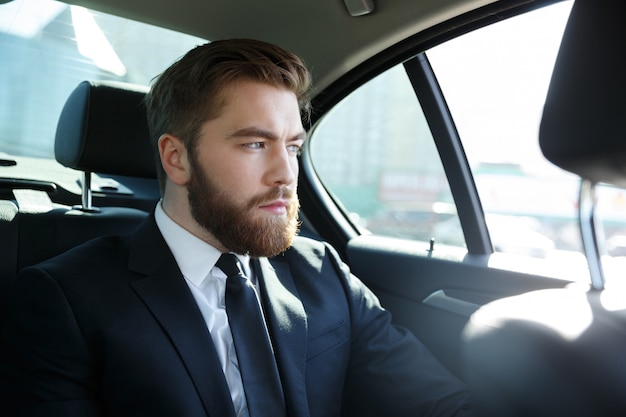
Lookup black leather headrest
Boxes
[539,0,626,187]
[54,81,156,178]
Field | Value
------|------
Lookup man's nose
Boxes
[265,146,297,186]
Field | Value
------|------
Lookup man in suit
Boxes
[0,39,473,416]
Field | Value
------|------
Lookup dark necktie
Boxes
[216,253,287,417]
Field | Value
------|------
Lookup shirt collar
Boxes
[154,202,252,286]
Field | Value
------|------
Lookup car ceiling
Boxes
[56,0,497,92]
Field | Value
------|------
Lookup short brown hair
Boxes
[145,38,312,193]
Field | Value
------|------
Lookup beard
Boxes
[187,156,300,258]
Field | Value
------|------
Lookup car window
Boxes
[311,1,626,282]
[311,3,576,256]
[0,0,206,158]
[310,65,464,250]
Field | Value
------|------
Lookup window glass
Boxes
[311,66,464,249]
[0,0,206,158]
[427,1,594,274]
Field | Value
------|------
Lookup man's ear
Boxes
[158,134,190,186]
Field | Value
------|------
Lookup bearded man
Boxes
[0,39,473,417]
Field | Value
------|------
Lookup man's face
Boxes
[187,80,305,257]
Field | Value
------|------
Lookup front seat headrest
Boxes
[54,80,156,178]
[539,0,626,187]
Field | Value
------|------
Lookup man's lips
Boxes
[259,199,289,214]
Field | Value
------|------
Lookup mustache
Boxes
[246,187,298,209]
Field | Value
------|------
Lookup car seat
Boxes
[0,80,159,322]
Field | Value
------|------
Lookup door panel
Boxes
[345,235,569,378]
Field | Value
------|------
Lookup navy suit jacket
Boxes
[0,213,472,416]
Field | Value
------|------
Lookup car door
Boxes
[299,0,589,380]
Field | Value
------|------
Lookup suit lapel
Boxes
[128,214,236,417]
[255,257,310,417]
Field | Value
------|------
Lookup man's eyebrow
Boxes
[288,131,307,143]
[229,127,306,142]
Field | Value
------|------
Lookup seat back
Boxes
[1,80,158,320]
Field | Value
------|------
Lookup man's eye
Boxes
[245,142,264,150]
[287,144,302,156]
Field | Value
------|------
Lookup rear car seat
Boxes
[0,80,158,321]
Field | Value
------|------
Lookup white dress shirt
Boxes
[155,202,256,417]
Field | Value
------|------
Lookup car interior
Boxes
[1,0,624,414]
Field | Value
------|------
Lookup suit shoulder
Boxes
[287,236,335,260]
[276,236,346,275]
